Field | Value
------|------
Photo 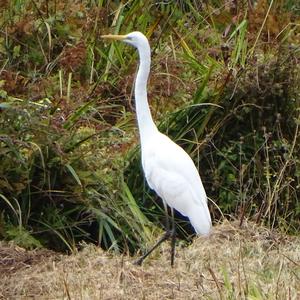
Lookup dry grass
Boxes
[1,221,299,300]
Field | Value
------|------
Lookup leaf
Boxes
[0,101,10,107]
[63,101,93,130]
[65,164,82,186]
[13,45,21,59]
[5,226,42,249]
[121,182,152,243]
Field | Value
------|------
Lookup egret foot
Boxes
[133,228,176,266]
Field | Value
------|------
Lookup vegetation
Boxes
[1,222,300,299]
[0,0,299,254]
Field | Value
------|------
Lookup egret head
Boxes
[101,31,148,49]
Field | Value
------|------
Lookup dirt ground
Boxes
[1,221,299,299]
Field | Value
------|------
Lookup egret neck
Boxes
[134,40,157,148]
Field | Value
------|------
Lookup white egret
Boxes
[101,32,211,266]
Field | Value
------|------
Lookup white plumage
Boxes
[102,31,212,265]
[142,131,211,235]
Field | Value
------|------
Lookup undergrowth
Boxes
[0,0,299,252]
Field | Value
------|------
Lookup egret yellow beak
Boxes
[101,34,126,40]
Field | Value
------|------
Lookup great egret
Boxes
[101,32,211,266]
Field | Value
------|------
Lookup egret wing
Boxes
[142,133,211,234]
[142,133,207,204]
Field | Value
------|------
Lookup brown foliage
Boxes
[59,41,87,73]
[0,0,9,10]
[7,15,35,38]
[0,242,59,277]
[248,0,290,42]
[0,70,27,95]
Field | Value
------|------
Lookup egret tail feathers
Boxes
[188,203,211,236]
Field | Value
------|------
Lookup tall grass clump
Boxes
[0,0,162,252]
[0,95,147,251]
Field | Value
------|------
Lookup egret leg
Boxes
[133,230,172,266]
[170,208,176,267]
[162,201,170,232]
[133,201,173,266]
